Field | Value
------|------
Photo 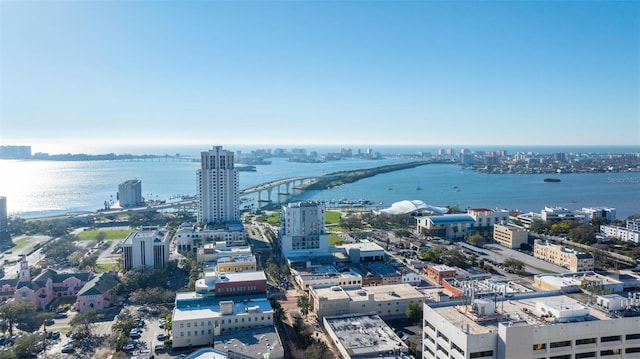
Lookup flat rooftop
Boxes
[213,326,284,359]
[337,241,385,252]
[324,313,408,357]
[313,283,425,302]
[431,293,612,336]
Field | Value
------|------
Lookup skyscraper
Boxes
[0,196,9,244]
[197,146,239,225]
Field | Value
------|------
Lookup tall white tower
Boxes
[279,201,329,256]
[197,146,239,225]
[0,196,10,244]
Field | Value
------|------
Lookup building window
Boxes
[533,343,546,351]
[626,347,640,354]
[550,341,571,348]
[601,335,621,343]
[626,334,640,340]
[600,349,621,356]
[470,351,493,358]
[575,353,596,358]
[576,338,596,345]
[549,356,570,359]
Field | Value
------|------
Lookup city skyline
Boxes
[1,1,638,152]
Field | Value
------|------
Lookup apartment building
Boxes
[422,293,640,359]
[533,240,594,272]
[278,201,329,257]
[493,224,528,249]
[117,179,142,208]
[0,196,9,244]
[601,220,640,244]
[121,226,171,270]
[197,146,240,225]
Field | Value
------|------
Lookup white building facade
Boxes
[197,146,239,226]
[121,226,171,270]
[279,201,329,256]
[117,179,142,208]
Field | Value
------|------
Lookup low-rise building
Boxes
[195,271,267,298]
[197,244,252,264]
[75,271,118,312]
[293,266,362,290]
[533,240,594,272]
[416,214,476,239]
[533,272,624,293]
[323,313,409,359]
[176,222,245,254]
[582,207,617,223]
[171,293,274,348]
[335,240,385,263]
[493,224,529,249]
[424,264,457,286]
[309,283,426,320]
[600,223,640,243]
[541,206,589,224]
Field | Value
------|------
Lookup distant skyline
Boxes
[1,1,639,152]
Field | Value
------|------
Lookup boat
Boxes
[416,186,422,191]
[544,178,561,182]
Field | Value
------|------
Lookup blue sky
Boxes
[1,1,638,153]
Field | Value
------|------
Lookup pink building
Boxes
[0,257,114,311]
[75,272,119,312]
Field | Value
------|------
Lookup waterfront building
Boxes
[323,313,409,359]
[121,226,171,270]
[467,208,509,237]
[171,292,274,349]
[422,292,640,359]
[600,223,640,244]
[628,219,640,232]
[117,179,142,208]
[493,224,529,249]
[582,207,617,223]
[541,206,589,224]
[197,146,239,225]
[533,240,594,272]
[0,196,9,244]
[416,214,476,239]
[0,145,31,159]
[278,200,329,257]
[309,283,427,320]
[533,272,623,293]
[514,211,543,228]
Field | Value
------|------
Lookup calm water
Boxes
[1,150,639,219]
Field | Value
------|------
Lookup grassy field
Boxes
[11,236,31,250]
[325,211,341,225]
[77,229,132,241]
[96,262,120,273]
[329,233,345,246]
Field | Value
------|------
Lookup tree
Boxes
[0,300,37,336]
[304,343,326,359]
[466,234,485,246]
[69,308,98,338]
[10,333,42,359]
[406,302,423,324]
[297,295,311,316]
[503,258,525,273]
[80,253,99,271]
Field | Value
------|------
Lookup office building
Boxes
[118,179,142,208]
[493,224,528,249]
[582,207,616,223]
[278,201,329,257]
[197,146,239,225]
[541,206,589,224]
[121,226,171,270]
[533,240,594,272]
[309,283,426,320]
[422,293,640,359]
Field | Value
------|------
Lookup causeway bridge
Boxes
[239,176,319,203]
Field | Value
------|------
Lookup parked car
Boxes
[61,344,74,353]
[156,333,166,341]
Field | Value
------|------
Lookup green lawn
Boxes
[329,233,345,246]
[77,229,132,241]
[11,236,31,250]
[96,262,120,273]
[325,211,341,225]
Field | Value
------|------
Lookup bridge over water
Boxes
[239,176,319,203]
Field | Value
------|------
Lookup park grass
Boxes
[96,262,120,273]
[325,211,341,225]
[77,229,132,241]
[12,236,31,251]
[265,213,281,225]
[329,233,345,246]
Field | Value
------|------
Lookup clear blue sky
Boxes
[1,1,638,153]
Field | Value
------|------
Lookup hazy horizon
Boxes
[1,1,639,147]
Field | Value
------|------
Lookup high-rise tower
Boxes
[0,196,10,244]
[197,146,239,225]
